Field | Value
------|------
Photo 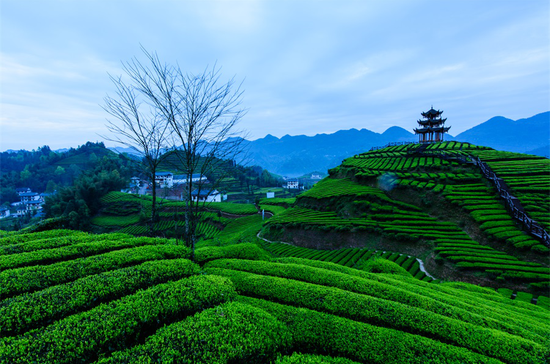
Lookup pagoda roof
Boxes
[414,126,451,134]
[421,107,443,118]
[417,118,447,126]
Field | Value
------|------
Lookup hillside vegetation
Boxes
[0,141,548,363]
[0,229,548,363]
[263,141,549,292]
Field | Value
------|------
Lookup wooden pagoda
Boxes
[414,107,450,143]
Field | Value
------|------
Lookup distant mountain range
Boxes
[7,112,546,177]
[243,112,549,176]
[454,112,549,155]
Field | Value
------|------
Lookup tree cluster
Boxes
[0,142,135,208]
[43,165,128,230]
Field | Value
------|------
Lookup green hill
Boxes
[0,141,549,362]
[262,141,549,292]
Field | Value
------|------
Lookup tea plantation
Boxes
[0,141,549,363]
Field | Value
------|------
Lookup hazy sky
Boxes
[1,0,548,151]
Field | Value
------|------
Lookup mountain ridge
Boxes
[244,111,549,176]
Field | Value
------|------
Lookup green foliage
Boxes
[275,353,361,364]
[1,143,134,209]
[44,168,128,230]
[202,214,264,247]
[0,236,172,271]
[361,257,412,276]
[98,302,291,363]
[0,232,130,255]
[206,259,548,346]
[259,197,296,207]
[260,204,287,215]
[211,268,547,363]
[0,244,190,299]
[239,296,505,364]
[270,258,550,336]
[195,243,271,264]
[0,258,199,337]
[206,202,258,215]
[0,229,85,246]
[0,275,236,363]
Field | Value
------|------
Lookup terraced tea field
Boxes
[263,142,549,288]
[92,191,258,240]
[0,229,548,363]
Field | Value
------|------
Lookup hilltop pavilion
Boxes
[414,107,451,143]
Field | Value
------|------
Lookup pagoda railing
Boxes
[369,141,416,151]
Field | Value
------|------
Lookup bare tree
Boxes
[104,47,247,259]
[102,65,172,233]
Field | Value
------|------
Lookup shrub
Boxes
[0,275,236,363]
[0,259,200,337]
[0,244,191,299]
[361,257,412,277]
[238,296,505,364]
[275,353,361,364]
[98,302,291,363]
[207,267,547,363]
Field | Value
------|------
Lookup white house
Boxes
[311,173,322,180]
[0,207,10,219]
[15,187,31,195]
[172,174,208,185]
[155,172,174,188]
[266,191,275,199]
[20,192,40,203]
[191,189,222,203]
[16,201,41,216]
[130,177,141,188]
[156,172,208,188]
[286,178,299,189]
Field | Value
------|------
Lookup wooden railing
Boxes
[469,156,550,247]
[369,141,416,151]
[362,141,550,247]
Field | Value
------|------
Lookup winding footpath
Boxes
[256,227,437,280]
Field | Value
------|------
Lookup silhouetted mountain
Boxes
[525,145,550,158]
[454,112,549,153]
[244,127,416,176]
[245,112,548,176]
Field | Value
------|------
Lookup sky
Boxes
[0,0,548,151]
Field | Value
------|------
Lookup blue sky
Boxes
[1,0,548,151]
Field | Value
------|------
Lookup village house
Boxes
[155,172,209,188]
[172,174,208,185]
[0,207,10,219]
[286,178,299,189]
[15,187,32,195]
[191,189,222,203]
[130,177,141,188]
[155,172,174,188]
[19,192,40,203]
[15,200,42,216]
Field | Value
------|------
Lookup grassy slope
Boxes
[0,229,548,363]
[262,142,549,293]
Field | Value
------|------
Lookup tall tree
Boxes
[104,48,247,259]
[103,58,172,231]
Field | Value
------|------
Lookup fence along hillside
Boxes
[364,141,549,248]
